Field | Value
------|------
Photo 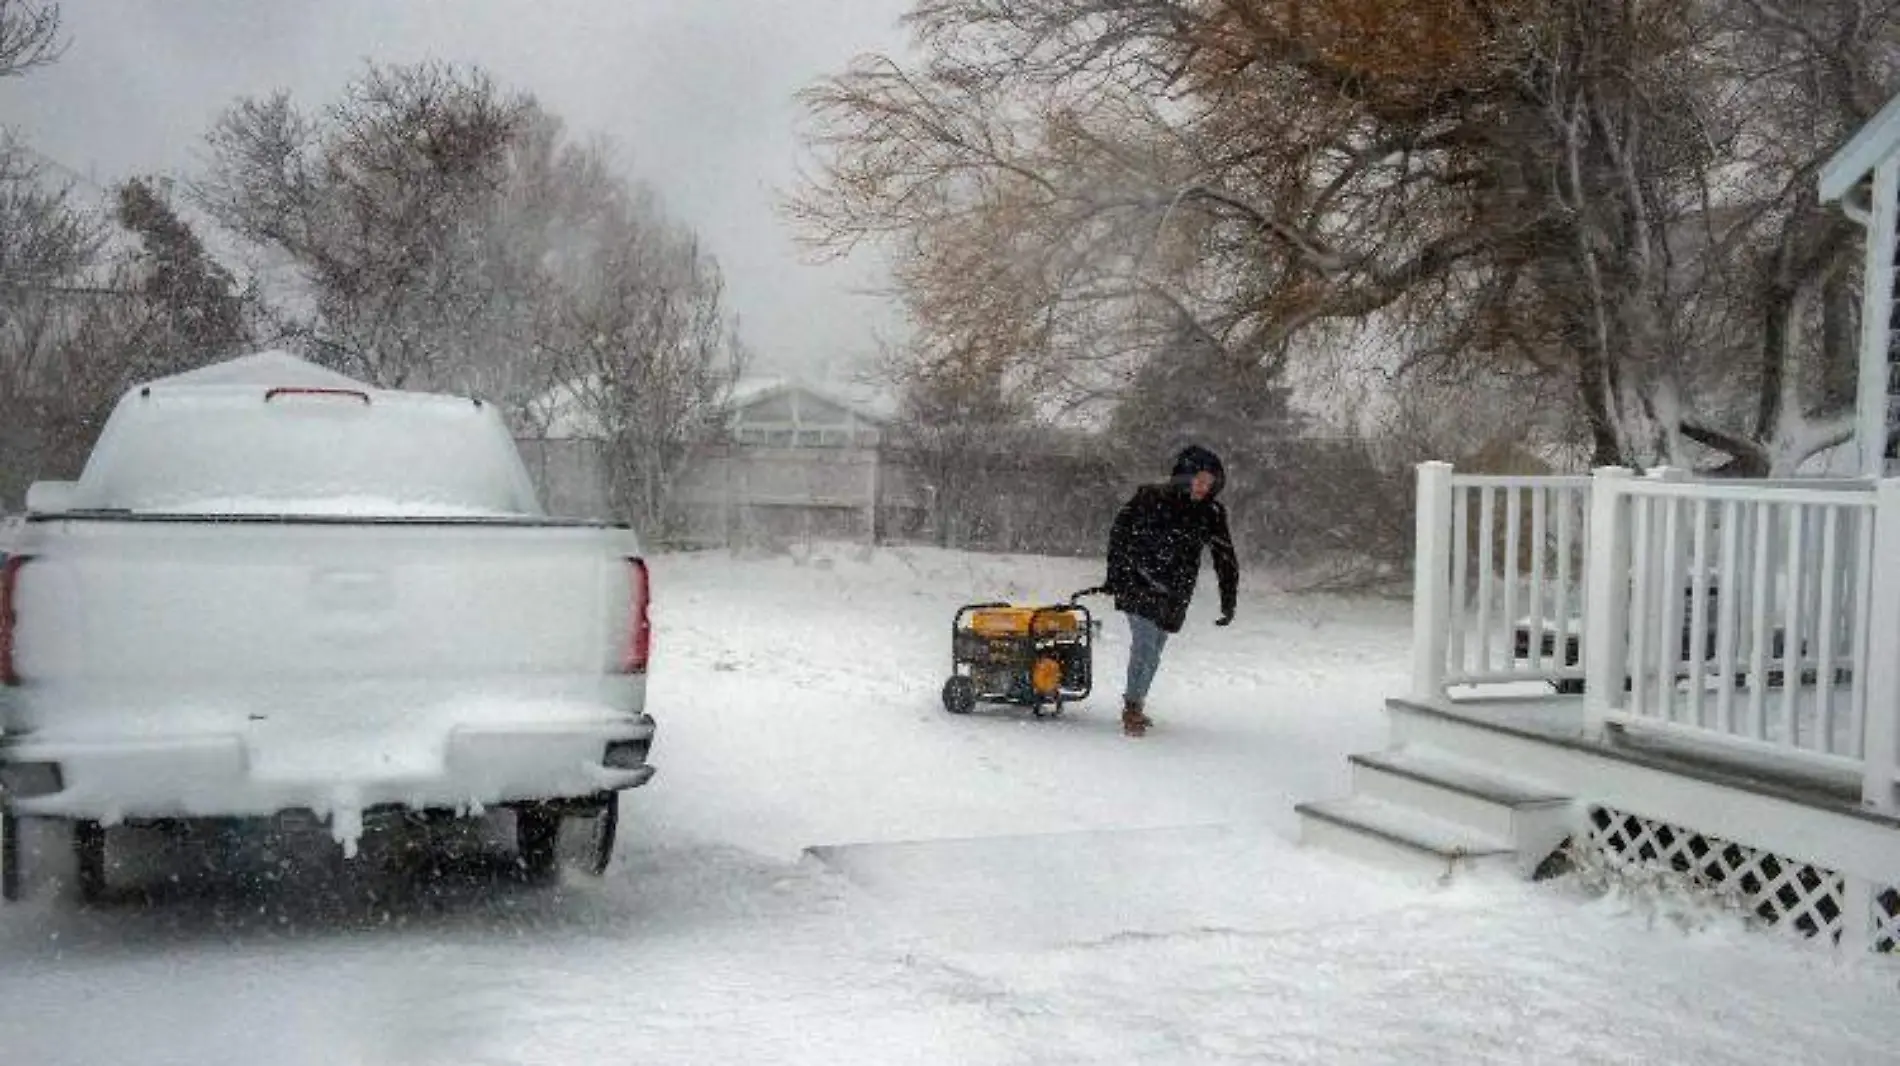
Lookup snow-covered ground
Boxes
[1,546,1895,1064]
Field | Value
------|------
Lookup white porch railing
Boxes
[1596,475,1874,763]
[1412,465,1593,691]
[1412,462,1900,815]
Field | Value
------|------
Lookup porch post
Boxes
[1411,461,1455,702]
[1584,467,1635,736]
[1855,160,1899,479]
[1861,477,1900,814]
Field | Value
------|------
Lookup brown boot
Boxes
[1122,698,1151,737]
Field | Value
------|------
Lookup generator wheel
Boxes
[942,675,977,714]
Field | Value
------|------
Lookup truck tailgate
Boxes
[8,517,642,738]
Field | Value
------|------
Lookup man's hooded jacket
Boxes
[1105,445,1240,633]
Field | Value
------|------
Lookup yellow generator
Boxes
[942,589,1101,716]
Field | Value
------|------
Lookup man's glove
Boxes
[1216,609,1234,627]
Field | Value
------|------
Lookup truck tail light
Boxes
[622,557,651,674]
[1,555,28,686]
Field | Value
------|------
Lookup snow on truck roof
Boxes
[76,351,543,517]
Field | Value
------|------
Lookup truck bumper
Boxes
[0,713,657,825]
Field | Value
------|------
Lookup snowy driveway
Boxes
[2,547,1896,1064]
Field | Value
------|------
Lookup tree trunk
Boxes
[1821,257,1858,413]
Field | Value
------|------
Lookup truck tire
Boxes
[2,812,21,903]
[74,820,106,903]
[516,806,560,883]
[570,793,618,877]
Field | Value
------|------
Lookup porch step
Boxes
[1349,749,1571,848]
[1295,796,1515,880]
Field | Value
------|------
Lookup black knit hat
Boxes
[1171,444,1225,497]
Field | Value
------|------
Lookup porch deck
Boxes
[1301,685,1900,950]
[1405,693,1873,821]
[1297,461,1900,949]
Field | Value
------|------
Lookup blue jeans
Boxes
[1124,613,1170,703]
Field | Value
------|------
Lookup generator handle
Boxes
[1065,587,1107,639]
[954,601,1014,631]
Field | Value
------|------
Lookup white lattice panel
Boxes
[1584,806,1846,940]
[1875,887,1900,954]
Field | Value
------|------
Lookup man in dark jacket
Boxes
[1103,445,1239,737]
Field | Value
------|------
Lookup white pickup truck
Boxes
[0,353,656,901]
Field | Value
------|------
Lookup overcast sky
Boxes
[0,0,913,379]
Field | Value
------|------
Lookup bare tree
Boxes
[196,62,533,390]
[0,0,60,81]
[538,186,746,538]
[0,135,99,298]
[198,61,747,530]
[0,134,108,505]
[0,160,266,508]
[796,1,1900,475]
[0,6,263,505]
[1674,0,1900,473]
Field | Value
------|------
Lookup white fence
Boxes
[1412,462,1900,814]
